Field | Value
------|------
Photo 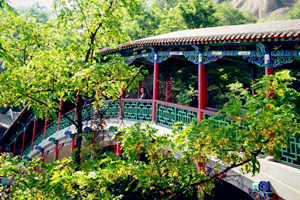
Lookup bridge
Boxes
[1,19,300,200]
[19,98,299,200]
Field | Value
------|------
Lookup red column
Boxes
[138,81,142,98]
[57,99,63,130]
[152,58,159,121]
[265,53,275,158]
[54,140,59,160]
[21,131,27,159]
[265,67,274,76]
[41,148,45,162]
[112,139,122,157]
[12,141,16,157]
[31,119,37,150]
[117,142,122,157]
[198,58,207,122]
[166,76,171,102]
[71,136,76,152]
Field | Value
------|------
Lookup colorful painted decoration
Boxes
[48,137,57,144]
[248,181,273,200]
[34,145,43,152]
[64,130,73,137]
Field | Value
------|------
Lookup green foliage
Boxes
[1,71,298,199]
[175,85,198,106]
[0,0,15,13]
[285,1,300,19]
[215,1,257,25]
[0,0,143,120]
[122,0,259,40]
[17,3,50,24]
[178,0,218,29]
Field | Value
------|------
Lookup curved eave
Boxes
[99,19,300,55]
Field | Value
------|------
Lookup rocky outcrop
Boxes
[215,0,299,18]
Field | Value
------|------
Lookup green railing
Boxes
[103,101,120,119]
[59,111,75,130]
[156,100,198,127]
[23,144,31,157]
[23,99,300,169]
[280,134,300,169]
[23,101,120,157]
[203,111,300,168]
[123,99,152,121]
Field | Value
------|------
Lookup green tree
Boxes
[178,0,218,29]
[1,71,298,199]
[214,1,257,25]
[154,0,218,35]
[17,3,50,24]
[0,0,14,13]
[286,1,300,19]
[0,0,143,164]
[121,2,158,40]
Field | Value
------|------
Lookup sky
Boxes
[9,0,53,9]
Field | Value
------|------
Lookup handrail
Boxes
[123,98,153,102]
[155,100,198,111]
[23,98,300,169]
[23,100,221,155]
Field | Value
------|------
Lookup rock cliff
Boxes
[215,0,299,18]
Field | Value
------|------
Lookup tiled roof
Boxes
[0,114,13,128]
[100,19,300,54]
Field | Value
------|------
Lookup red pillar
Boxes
[31,119,37,150]
[12,141,16,157]
[265,68,274,75]
[198,57,207,122]
[41,148,45,162]
[57,99,63,130]
[21,131,26,159]
[71,136,76,152]
[112,141,122,157]
[152,58,159,121]
[138,81,142,98]
[166,76,171,102]
[265,53,275,158]
[117,142,122,157]
[54,140,59,160]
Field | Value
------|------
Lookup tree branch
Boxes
[99,65,145,117]
[74,0,91,37]
[172,149,262,199]
[4,83,77,127]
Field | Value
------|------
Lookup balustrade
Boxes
[156,101,198,127]
[280,134,300,169]
[123,99,152,121]
[23,99,300,169]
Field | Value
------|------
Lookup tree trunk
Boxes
[75,97,83,166]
